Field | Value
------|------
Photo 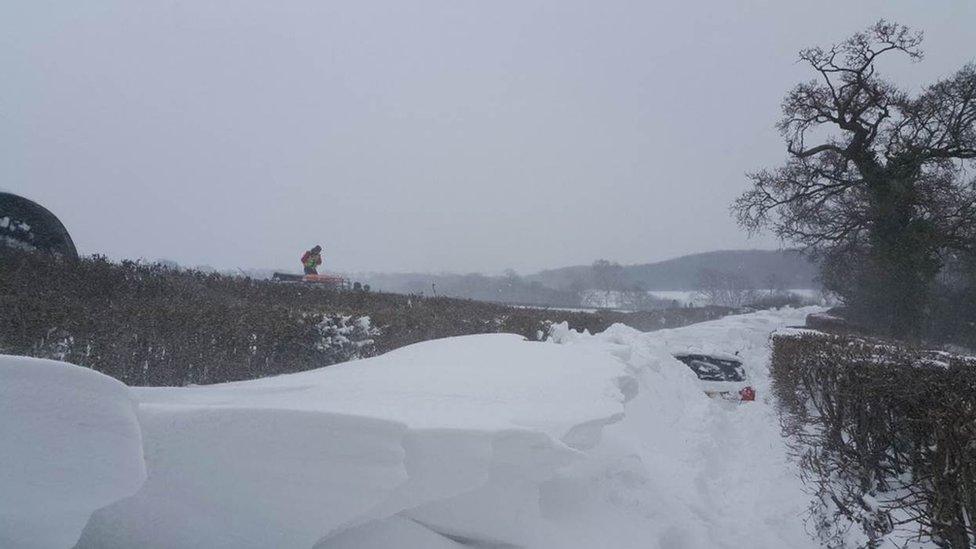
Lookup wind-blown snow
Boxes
[3,307,823,549]
[75,334,633,549]
[0,356,145,549]
[540,307,819,548]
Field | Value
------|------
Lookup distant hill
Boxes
[530,249,819,291]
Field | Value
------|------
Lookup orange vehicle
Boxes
[271,271,348,288]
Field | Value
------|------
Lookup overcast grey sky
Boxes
[2,1,973,273]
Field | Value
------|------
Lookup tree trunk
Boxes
[862,165,939,339]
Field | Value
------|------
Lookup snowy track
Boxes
[538,308,820,548]
[1,307,822,548]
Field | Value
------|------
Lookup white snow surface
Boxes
[3,307,823,549]
[581,288,832,308]
[0,356,145,549]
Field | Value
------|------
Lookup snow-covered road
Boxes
[1,307,822,549]
[537,307,820,549]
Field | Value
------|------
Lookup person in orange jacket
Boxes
[301,245,323,275]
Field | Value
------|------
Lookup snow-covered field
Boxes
[581,288,829,308]
[650,288,826,307]
[1,307,821,549]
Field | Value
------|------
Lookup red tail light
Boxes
[739,386,756,401]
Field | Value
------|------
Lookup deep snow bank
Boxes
[76,334,634,549]
[0,356,145,549]
[539,307,821,549]
[6,308,823,549]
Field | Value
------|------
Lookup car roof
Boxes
[672,353,748,382]
[672,351,742,363]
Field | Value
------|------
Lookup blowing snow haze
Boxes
[4,7,976,548]
[2,1,973,273]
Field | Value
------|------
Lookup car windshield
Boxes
[674,354,746,382]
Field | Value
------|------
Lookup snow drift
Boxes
[75,334,633,549]
[0,356,145,549]
[3,308,823,549]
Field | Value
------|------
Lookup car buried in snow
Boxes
[673,352,756,402]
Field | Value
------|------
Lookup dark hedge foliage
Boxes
[1,247,733,386]
[771,331,976,548]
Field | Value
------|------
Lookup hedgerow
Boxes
[1,247,732,385]
[770,330,976,548]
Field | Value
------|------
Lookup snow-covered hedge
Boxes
[770,331,976,548]
[1,248,735,386]
[0,250,540,385]
[314,314,378,359]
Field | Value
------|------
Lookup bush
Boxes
[770,331,976,548]
[1,247,735,386]
[1,251,379,385]
[746,291,810,310]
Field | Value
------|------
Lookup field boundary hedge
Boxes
[1,248,733,386]
[770,330,976,548]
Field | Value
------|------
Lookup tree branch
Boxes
[789,143,846,158]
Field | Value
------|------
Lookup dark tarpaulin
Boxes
[0,192,78,258]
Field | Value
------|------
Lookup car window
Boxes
[674,354,746,382]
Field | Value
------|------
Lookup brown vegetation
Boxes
[771,330,976,548]
[0,247,733,386]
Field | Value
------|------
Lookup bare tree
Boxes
[591,259,625,306]
[695,268,756,308]
[733,21,976,337]
[617,282,666,311]
[763,273,785,297]
[565,274,587,306]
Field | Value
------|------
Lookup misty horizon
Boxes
[161,246,793,277]
[4,1,973,273]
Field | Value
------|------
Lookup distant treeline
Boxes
[352,250,820,310]
[0,247,735,386]
[530,249,819,292]
[354,270,585,308]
